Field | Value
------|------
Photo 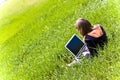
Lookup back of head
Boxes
[75,18,92,36]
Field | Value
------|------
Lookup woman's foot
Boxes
[67,60,77,66]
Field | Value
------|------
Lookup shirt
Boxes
[84,25,108,57]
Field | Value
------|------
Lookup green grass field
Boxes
[0,0,120,80]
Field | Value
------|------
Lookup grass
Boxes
[0,0,120,80]
[0,0,46,45]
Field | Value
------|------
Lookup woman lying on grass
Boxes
[68,18,108,66]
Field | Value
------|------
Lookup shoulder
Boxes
[93,24,101,29]
[87,24,104,38]
[93,24,104,31]
[84,35,96,41]
[93,24,105,31]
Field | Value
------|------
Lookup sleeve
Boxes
[81,45,90,58]
[85,39,98,56]
[74,44,90,62]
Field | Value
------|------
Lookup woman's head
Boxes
[75,18,92,36]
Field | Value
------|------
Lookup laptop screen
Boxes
[65,34,84,56]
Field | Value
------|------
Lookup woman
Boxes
[68,18,108,66]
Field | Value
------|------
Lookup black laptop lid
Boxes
[65,34,84,56]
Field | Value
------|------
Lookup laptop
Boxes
[65,34,85,57]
